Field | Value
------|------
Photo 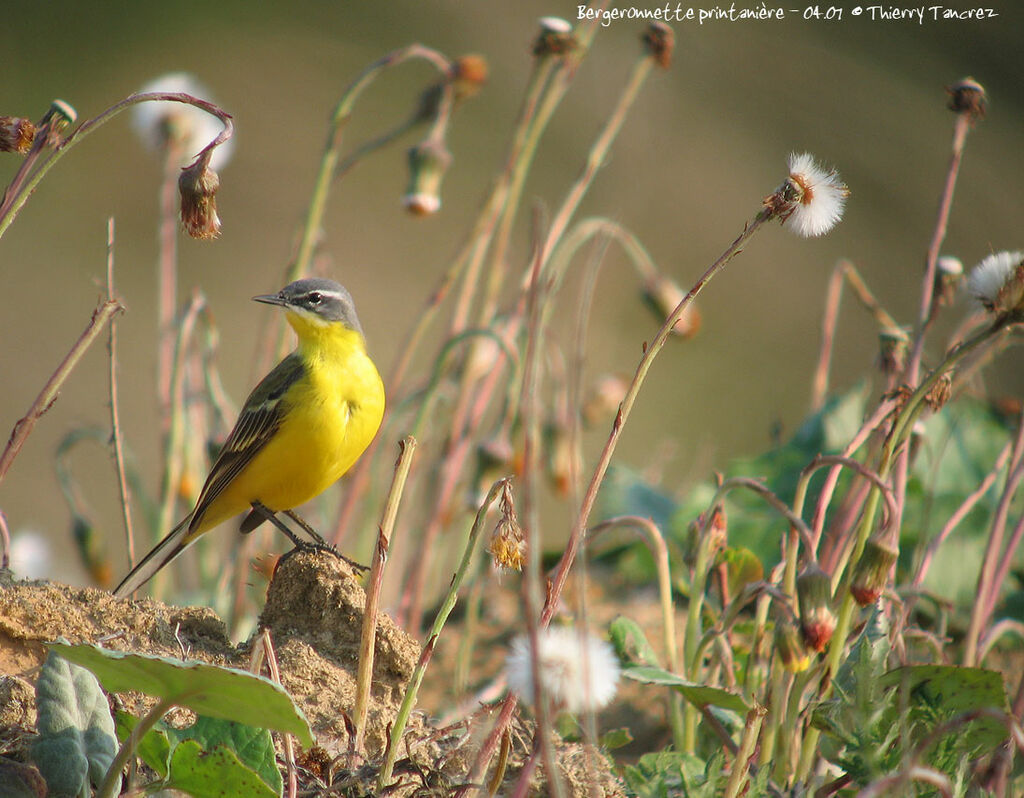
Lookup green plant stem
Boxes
[353,436,416,755]
[796,317,1011,781]
[97,695,177,798]
[377,478,507,790]
[0,92,232,242]
[724,704,768,798]
[289,44,453,284]
[590,516,684,751]
[0,298,123,484]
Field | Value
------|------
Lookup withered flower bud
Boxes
[36,100,77,147]
[403,138,452,216]
[850,538,898,606]
[642,22,674,69]
[533,17,576,58]
[775,616,811,673]
[488,480,525,571]
[797,564,835,652]
[643,275,700,338]
[582,374,628,427]
[452,54,488,101]
[946,77,986,123]
[685,504,727,566]
[924,373,952,412]
[0,117,36,154]
[178,156,221,239]
[544,420,574,497]
[933,256,963,309]
[878,327,909,377]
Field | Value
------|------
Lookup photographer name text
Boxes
[577,4,999,25]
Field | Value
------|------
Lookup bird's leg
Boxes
[253,503,368,572]
[249,502,307,548]
[283,509,330,547]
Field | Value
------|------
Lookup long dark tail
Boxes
[113,517,193,598]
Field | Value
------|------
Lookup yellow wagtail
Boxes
[114,277,385,597]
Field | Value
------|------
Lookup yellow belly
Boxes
[193,347,385,534]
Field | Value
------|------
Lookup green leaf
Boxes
[599,727,633,750]
[879,664,1010,755]
[48,642,314,748]
[164,739,278,798]
[175,716,282,794]
[716,546,763,592]
[31,649,121,797]
[114,711,171,779]
[0,759,46,798]
[608,616,661,667]
[621,665,749,714]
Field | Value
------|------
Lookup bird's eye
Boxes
[307,292,323,305]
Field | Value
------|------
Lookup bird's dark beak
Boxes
[253,292,288,307]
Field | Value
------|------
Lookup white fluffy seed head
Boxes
[966,251,1024,314]
[506,626,621,713]
[781,152,849,238]
[132,73,233,170]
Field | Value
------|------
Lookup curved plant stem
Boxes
[97,695,177,798]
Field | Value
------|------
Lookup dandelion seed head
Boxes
[777,152,849,238]
[132,73,233,170]
[506,626,620,713]
[966,251,1024,314]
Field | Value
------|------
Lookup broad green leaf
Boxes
[171,716,282,795]
[608,616,661,667]
[599,727,633,750]
[621,665,749,713]
[115,711,172,779]
[879,664,1009,755]
[716,546,763,592]
[164,740,278,798]
[49,642,313,748]
[31,650,120,797]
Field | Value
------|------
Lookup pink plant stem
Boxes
[541,211,772,625]
[965,415,1024,665]
[810,399,896,551]
[811,261,846,412]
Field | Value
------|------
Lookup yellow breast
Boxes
[197,320,385,531]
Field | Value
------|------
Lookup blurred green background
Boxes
[1,1,1021,585]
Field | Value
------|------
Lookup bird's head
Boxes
[253,278,364,341]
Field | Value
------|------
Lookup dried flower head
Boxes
[403,139,452,216]
[766,153,849,238]
[544,420,575,497]
[533,17,576,58]
[946,76,986,122]
[643,275,701,338]
[966,251,1024,316]
[452,54,489,101]
[850,538,898,606]
[132,73,233,170]
[178,156,221,239]
[582,374,628,426]
[878,327,910,376]
[932,255,964,310]
[642,22,674,69]
[488,480,525,571]
[0,117,37,154]
[506,626,621,713]
[797,564,835,652]
[924,374,952,412]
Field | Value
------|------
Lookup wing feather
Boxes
[188,353,305,532]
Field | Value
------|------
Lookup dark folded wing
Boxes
[188,353,305,532]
